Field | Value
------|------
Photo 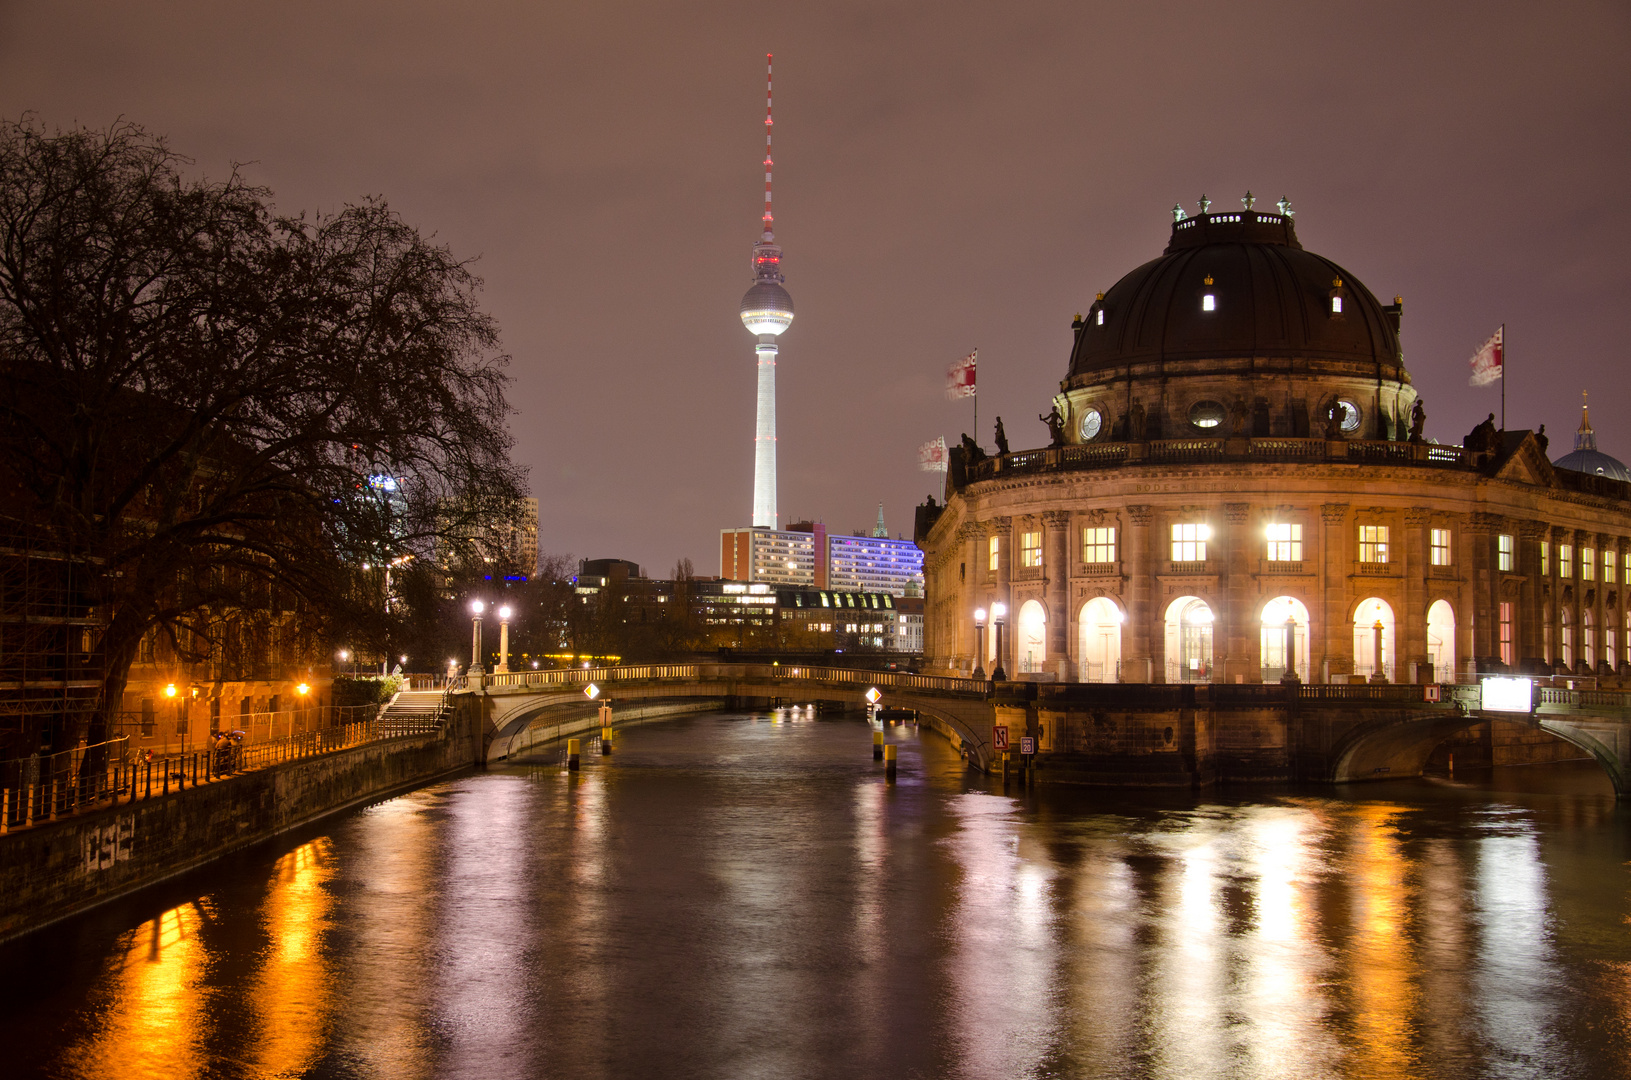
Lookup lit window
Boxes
[1430,529,1452,566]
[1095,309,1105,325]
[1607,550,1617,583]
[1331,296,1343,313]
[1499,602,1514,666]
[1497,534,1514,572]
[1171,523,1210,562]
[1082,527,1116,564]
[1266,522,1302,562]
[1359,524,1389,564]
[1583,547,1596,581]
[1559,544,1572,578]
[1020,530,1042,568]
[988,536,1000,571]
[1202,294,1216,312]
[1541,541,1550,575]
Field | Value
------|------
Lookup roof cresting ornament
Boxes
[1172,203,1188,223]
[1198,194,1212,214]
[1276,196,1294,217]
[1242,191,1256,211]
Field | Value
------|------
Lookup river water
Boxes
[3,708,1630,1079]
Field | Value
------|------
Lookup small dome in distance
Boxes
[1552,395,1630,481]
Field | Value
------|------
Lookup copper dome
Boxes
[1067,212,1403,386]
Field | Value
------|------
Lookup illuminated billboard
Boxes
[1480,676,1533,713]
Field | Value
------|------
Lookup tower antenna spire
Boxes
[762,52,775,239]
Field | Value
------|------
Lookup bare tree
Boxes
[0,119,527,755]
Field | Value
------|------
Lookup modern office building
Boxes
[721,521,925,596]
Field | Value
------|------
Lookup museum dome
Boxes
[1067,202,1404,386]
[1553,400,1630,481]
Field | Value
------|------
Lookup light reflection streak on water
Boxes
[336,795,439,1077]
[1062,836,1140,1073]
[434,774,538,1076]
[58,901,209,1080]
[944,792,1058,1079]
[246,839,336,1078]
[1148,826,1227,1080]
[1343,803,1420,1078]
[1473,823,1563,1074]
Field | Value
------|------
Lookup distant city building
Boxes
[721,515,925,596]
[437,496,539,578]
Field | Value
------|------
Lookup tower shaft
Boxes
[753,337,778,527]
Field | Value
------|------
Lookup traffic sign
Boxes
[584,683,600,700]
[1020,736,1036,755]
[865,687,882,705]
[993,725,1009,750]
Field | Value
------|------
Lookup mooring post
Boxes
[567,738,581,771]
[873,730,884,760]
[884,742,897,783]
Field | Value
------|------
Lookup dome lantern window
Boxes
[1328,277,1348,318]
[1201,275,1216,313]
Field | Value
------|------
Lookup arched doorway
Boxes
[1078,597,1123,683]
[1260,596,1309,682]
[1352,597,1396,682]
[1426,600,1456,683]
[1164,595,1214,683]
[1017,600,1047,674]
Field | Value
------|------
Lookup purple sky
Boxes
[4,2,1628,576]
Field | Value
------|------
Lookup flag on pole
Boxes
[945,350,977,399]
[918,436,948,472]
[1468,326,1504,386]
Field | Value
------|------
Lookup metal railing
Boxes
[966,437,1478,484]
[0,705,438,834]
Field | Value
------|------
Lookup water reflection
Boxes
[6,717,1630,1080]
[58,900,211,1079]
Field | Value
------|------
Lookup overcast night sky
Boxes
[2,1,1627,575]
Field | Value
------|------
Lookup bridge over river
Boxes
[450,664,1631,795]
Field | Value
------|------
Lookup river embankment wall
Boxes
[0,719,479,943]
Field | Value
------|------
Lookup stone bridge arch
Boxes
[1329,710,1628,794]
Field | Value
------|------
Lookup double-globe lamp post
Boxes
[469,600,485,675]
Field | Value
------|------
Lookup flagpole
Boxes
[1500,323,1506,432]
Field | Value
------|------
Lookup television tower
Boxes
[739,52,794,529]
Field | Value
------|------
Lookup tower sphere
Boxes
[740,280,795,336]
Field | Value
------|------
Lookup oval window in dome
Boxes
[1189,401,1226,429]
[1336,399,1362,433]
[1080,408,1103,441]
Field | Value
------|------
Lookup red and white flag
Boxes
[918,436,948,472]
[945,349,977,399]
[1468,326,1504,386]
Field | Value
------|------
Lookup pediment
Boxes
[1492,431,1556,487]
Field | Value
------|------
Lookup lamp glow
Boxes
[498,605,512,620]
[296,683,311,696]
[470,600,485,615]
[975,607,988,624]
[992,602,1007,620]
[164,683,177,698]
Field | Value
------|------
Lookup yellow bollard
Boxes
[884,742,897,782]
[873,730,884,760]
[601,728,613,755]
[567,738,581,771]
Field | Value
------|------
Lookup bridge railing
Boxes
[470,663,988,697]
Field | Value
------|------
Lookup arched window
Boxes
[1164,595,1214,683]
[1078,597,1123,683]
[1260,596,1309,682]
[1561,609,1574,668]
[1353,598,1396,682]
[1017,600,1047,674]
[1427,600,1456,683]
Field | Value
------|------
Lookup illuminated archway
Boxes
[1017,600,1047,674]
[1426,600,1456,683]
[1078,597,1123,683]
[1163,595,1214,683]
[1352,597,1396,682]
[1260,596,1310,682]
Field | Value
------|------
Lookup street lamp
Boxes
[469,600,486,675]
[496,605,514,673]
[991,602,1009,682]
[973,607,988,680]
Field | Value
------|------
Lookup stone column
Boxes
[954,521,984,673]
[1043,510,1072,679]
[1321,504,1350,681]
[1595,532,1612,674]
[1126,505,1155,682]
[1224,502,1254,683]
[1403,507,1430,680]
[1464,513,1495,676]
[1519,521,1547,667]
[1552,525,1571,670]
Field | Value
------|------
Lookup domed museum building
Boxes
[917,199,1631,688]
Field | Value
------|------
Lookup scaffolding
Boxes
[0,521,105,757]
